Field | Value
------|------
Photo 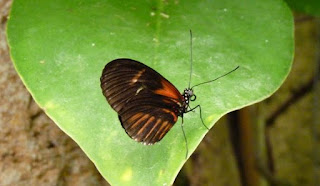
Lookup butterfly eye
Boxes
[190,94,196,101]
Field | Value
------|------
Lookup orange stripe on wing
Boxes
[127,113,149,130]
[151,120,168,142]
[144,118,162,141]
[136,116,155,136]
[127,113,143,127]
[154,79,182,100]
[162,108,178,122]
[159,122,172,140]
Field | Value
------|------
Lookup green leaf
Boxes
[7,0,293,185]
[284,0,320,16]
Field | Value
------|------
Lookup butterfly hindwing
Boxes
[119,104,176,144]
[100,58,183,144]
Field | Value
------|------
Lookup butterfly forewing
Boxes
[100,58,183,144]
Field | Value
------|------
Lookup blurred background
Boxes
[0,0,319,185]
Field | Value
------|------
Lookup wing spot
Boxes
[130,69,146,85]
[135,86,144,95]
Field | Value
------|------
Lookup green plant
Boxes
[7,0,293,185]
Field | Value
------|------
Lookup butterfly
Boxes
[100,31,239,158]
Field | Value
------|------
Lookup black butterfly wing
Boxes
[118,95,179,144]
[100,58,184,144]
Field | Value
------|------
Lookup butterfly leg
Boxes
[188,105,196,112]
[181,116,189,159]
[187,105,209,130]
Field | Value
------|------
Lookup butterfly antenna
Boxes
[188,29,193,89]
[191,66,240,89]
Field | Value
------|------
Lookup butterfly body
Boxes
[100,58,194,145]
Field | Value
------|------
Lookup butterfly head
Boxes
[183,88,196,105]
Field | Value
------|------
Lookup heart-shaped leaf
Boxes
[7,0,293,185]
